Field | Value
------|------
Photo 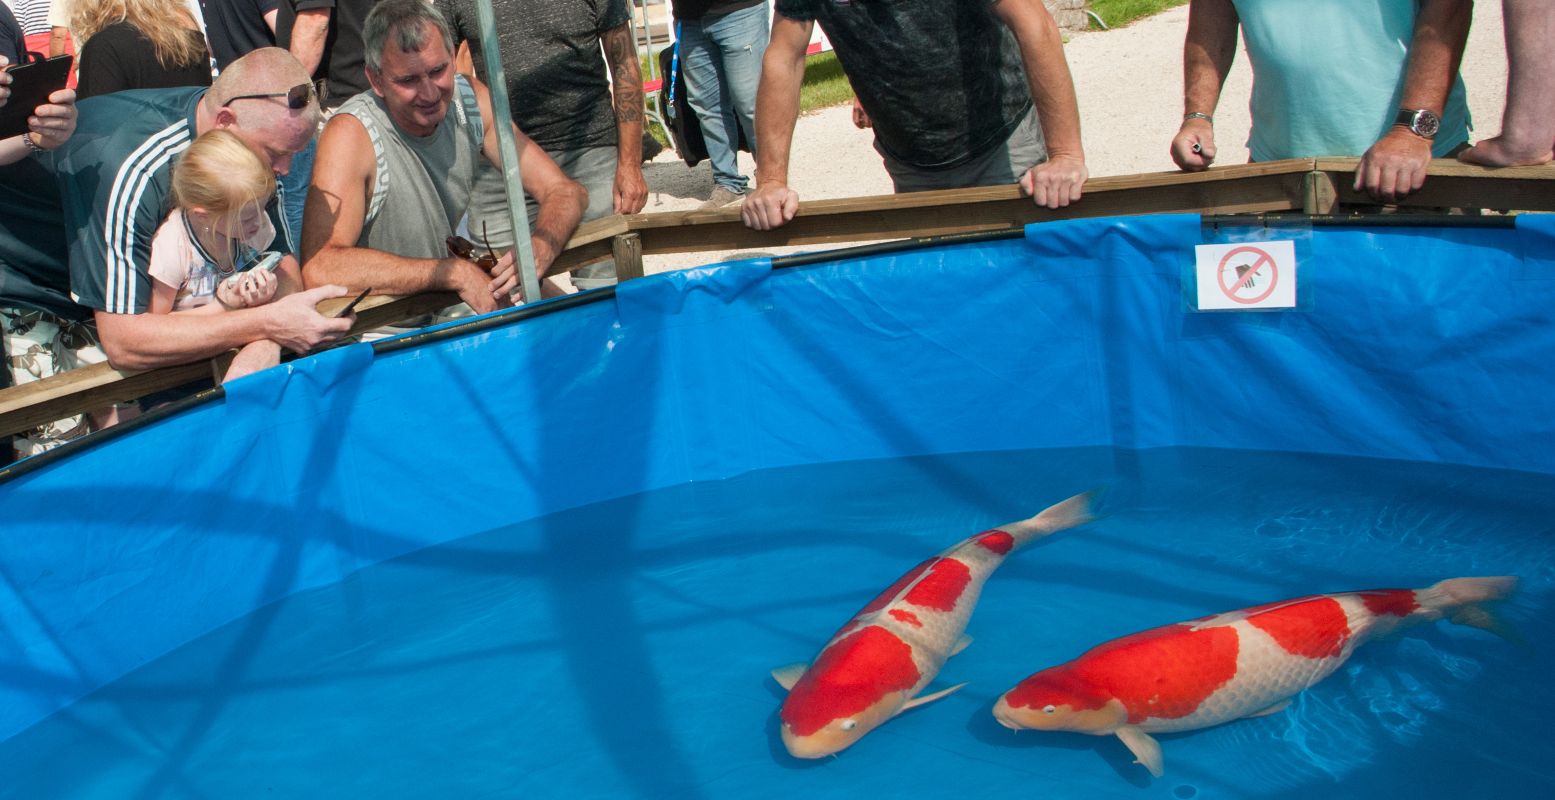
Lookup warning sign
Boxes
[1195,241,1297,310]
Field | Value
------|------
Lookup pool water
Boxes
[2,447,1551,799]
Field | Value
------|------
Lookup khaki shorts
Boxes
[2,307,108,458]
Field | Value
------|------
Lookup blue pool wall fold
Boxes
[1,213,1551,743]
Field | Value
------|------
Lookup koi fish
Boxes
[772,491,1096,759]
[992,576,1518,777]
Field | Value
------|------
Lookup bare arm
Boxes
[992,0,1086,208]
[0,137,30,165]
[264,8,279,35]
[1461,0,1555,166]
[1171,0,1239,171]
[1398,0,1472,127]
[301,114,506,311]
[470,74,587,280]
[93,283,351,371]
[601,22,647,214]
[290,8,331,76]
[48,26,69,57]
[740,15,811,231]
[1356,0,1472,200]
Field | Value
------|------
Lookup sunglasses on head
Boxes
[223,80,328,110]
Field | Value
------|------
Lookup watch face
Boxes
[1413,110,1441,138]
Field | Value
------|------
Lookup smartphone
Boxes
[0,54,74,140]
[335,287,372,318]
[250,251,282,272]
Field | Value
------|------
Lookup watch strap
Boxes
[1393,108,1440,139]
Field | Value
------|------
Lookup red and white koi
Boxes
[772,491,1096,759]
[992,577,1518,777]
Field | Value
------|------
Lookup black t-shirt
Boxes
[76,22,213,99]
[277,0,378,109]
[199,0,280,70]
[0,4,26,65]
[0,157,72,321]
[774,0,1033,170]
[671,0,766,22]
[436,0,630,151]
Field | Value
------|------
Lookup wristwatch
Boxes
[1394,108,1441,139]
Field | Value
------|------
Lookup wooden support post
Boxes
[612,232,644,281]
[209,351,237,386]
[1304,170,1338,214]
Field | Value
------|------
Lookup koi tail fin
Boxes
[998,489,1099,549]
[1417,576,1522,645]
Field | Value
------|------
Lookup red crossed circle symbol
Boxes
[1217,245,1279,305]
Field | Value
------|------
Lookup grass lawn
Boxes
[642,50,853,115]
[793,51,853,115]
[644,50,853,147]
[1088,0,1189,29]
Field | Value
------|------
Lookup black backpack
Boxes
[656,34,752,168]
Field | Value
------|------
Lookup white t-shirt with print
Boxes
[148,208,276,311]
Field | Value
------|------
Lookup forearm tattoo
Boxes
[603,25,645,125]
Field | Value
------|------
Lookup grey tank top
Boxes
[336,75,485,259]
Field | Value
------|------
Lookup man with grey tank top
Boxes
[300,0,586,311]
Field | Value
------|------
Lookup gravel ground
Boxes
[629,3,1509,276]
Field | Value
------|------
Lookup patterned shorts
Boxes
[2,307,109,458]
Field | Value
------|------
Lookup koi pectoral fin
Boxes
[898,682,968,715]
[950,634,973,658]
[1243,699,1291,719]
[1115,726,1164,778]
[771,663,808,691]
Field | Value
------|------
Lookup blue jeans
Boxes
[678,4,768,193]
[278,134,318,252]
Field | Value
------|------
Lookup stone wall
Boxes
[1046,0,1091,31]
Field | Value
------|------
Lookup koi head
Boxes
[777,625,922,758]
[780,691,904,758]
[992,668,1125,734]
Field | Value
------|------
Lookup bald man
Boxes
[0,47,353,457]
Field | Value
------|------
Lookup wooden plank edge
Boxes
[0,360,212,438]
[613,160,1319,233]
[630,176,1308,255]
[1316,156,1555,180]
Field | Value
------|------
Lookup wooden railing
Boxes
[3,158,1552,439]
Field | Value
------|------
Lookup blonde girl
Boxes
[148,128,298,314]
